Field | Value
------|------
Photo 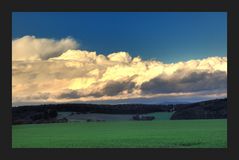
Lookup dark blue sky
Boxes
[12,12,227,63]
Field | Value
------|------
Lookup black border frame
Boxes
[1,0,239,160]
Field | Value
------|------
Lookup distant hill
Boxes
[170,98,227,120]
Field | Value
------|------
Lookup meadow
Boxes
[12,119,227,148]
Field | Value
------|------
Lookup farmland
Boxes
[57,111,175,122]
[12,119,227,148]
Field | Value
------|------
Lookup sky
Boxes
[12,12,227,106]
[12,12,227,63]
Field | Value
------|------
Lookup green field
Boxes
[12,119,227,148]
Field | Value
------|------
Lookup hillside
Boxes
[170,98,227,120]
[12,98,227,124]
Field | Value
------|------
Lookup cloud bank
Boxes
[12,36,227,105]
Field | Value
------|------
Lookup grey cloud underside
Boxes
[56,70,226,100]
[57,80,136,99]
[92,80,136,97]
[141,71,227,94]
[104,81,135,96]
[25,93,50,100]
[57,90,80,99]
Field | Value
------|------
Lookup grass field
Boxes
[12,119,227,148]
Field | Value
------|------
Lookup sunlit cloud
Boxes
[12,35,79,61]
[12,36,227,105]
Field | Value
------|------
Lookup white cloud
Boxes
[107,52,132,63]
[12,35,79,61]
[12,36,227,105]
